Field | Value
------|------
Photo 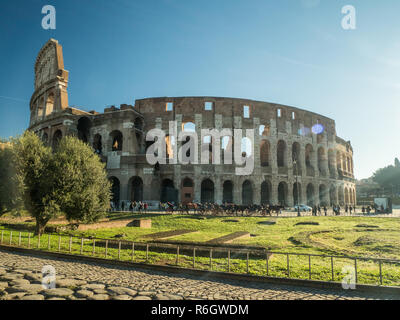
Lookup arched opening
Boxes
[319,184,328,206]
[201,179,214,203]
[277,140,286,167]
[45,92,55,116]
[161,179,176,203]
[110,130,123,151]
[77,117,92,143]
[130,176,143,202]
[278,182,288,206]
[223,181,233,204]
[260,140,270,167]
[261,181,271,205]
[181,177,194,204]
[336,152,342,175]
[293,182,301,206]
[242,180,253,205]
[93,134,102,154]
[347,157,352,174]
[306,183,315,207]
[305,144,314,176]
[37,98,44,119]
[42,132,48,144]
[109,177,120,205]
[329,185,337,206]
[52,130,62,149]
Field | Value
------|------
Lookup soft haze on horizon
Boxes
[0,0,399,180]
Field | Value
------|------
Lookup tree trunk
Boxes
[34,219,46,236]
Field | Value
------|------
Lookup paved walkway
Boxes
[0,249,396,300]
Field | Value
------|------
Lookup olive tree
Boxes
[13,131,111,235]
[0,144,22,216]
[51,135,111,224]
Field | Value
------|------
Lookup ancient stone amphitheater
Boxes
[28,39,356,208]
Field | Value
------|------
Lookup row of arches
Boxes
[108,176,356,207]
[260,140,353,176]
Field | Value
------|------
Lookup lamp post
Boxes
[294,158,301,217]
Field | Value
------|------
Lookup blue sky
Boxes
[0,0,399,179]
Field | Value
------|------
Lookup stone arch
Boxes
[77,117,92,143]
[45,92,55,116]
[52,130,62,149]
[260,140,270,167]
[223,180,233,204]
[42,132,49,144]
[278,181,288,206]
[181,177,194,204]
[306,183,315,207]
[319,184,329,206]
[261,180,271,205]
[129,176,143,202]
[93,134,102,154]
[37,97,44,119]
[329,185,337,206]
[336,152,342,175]
[305,144,314,176]
[201,179,214,203]
[110,130,123,151]
[242,180,253,205]
[277,140,287,167]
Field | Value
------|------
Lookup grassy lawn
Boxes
[1,213,400,286]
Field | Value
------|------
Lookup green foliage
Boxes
[372,161,400,191]
[12,131,58,234]
[52,136,111,223]
[11,131,111,234]
[0,145,22,215]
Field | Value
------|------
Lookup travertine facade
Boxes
[29,39,356,207]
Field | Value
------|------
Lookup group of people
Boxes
[110,199,365,217]
[109,200,149,212]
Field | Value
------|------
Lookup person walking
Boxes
[324,206,327,216]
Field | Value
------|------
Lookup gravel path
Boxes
[0,249,396,300]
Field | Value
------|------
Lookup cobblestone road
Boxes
[0,249,396,300]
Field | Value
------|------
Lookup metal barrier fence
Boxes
[0,228,399,287]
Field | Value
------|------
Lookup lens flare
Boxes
[312,124,324,135]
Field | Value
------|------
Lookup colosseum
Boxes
[28,39,356,209]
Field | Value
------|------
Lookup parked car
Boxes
[293,204,312,212]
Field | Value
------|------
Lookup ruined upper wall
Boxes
[134,96,337,138]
